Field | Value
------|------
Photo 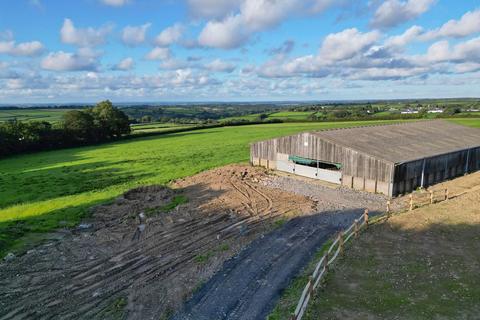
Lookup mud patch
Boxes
[0,165,315,320]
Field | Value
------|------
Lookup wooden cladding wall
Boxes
[392,146,480,195]
[250,132,394,183]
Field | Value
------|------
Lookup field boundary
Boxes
[290,187,452,320]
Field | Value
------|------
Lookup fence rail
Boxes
[290,210,369,320]
[408,188,448,211]
[291,187,450,320]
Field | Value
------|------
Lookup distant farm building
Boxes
[250,120,480,197]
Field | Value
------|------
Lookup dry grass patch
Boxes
[305,173,480,320]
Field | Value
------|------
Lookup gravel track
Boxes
[172,209,379,320]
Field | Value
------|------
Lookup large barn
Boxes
[250,120,480,197]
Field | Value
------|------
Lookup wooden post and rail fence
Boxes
[290,187,449,320]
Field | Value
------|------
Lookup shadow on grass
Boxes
[0,195,117,257]
[301,219,480,320]
[0,160,150,209]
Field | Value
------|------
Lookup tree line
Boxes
[0,101,130,158]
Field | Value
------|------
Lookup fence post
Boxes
[354,219,359,238]
[445,188,448,201]
[364,209,369,227]
[430,190,434,204]
[386,200,391,216]
[308,275,314,295]
[409,194,414,211]
[338,231,344,254]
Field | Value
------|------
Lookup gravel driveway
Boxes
[173,174,390,320]
[172,208,380,320]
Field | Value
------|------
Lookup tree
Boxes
[91,100,131,138]
[141,115,152,123]
[418,107,429,117]
[258,113,269,121]
[63,110,95,141]
[444,106,461,116]
[332,110,350,118]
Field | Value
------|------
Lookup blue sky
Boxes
[0,0,479,103]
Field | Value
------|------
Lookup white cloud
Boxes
[205,59,236,72]
[257,28,381,78]
[424,40,451,62]
[423,9,480,40]
[384,9,480,49]
[347,67,428,80]
[241,0,298,32]
[0,40,44,57]
[371,0,435,28]
[187,0,241,19]
[169,69,220,87]
[41,49,98,71]
[452,37,480,62]
[385,25,423,48]
[415,37,480,65]
[121,23,151,46]
[196,0,289,49]
[154,24,184,47]
[145,47,171,60]
[454,62,480,73]
[160,58,190,70]
[60,18,112,47]
[113,57,134,71]
[319,28,380,61]
[0,30,44,57]
[100,0,130,7]
[197,0,338,49]
[309,0,335,14]
[198,15,247,49]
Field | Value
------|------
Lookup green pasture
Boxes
[220,113,264,122]
[0,109,73,123]
[267,111,314,120]
[130,122,195,134]
[0,118,478,255]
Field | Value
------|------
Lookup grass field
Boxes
[221,111,315,122]
[0,109,73,123]
[267,111,314,120]
[222,111,480,123]
[220,113,264,122]
[449,118,480,128]
[0,119,478,256]
[130,122,195,134]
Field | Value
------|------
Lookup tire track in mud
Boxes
[0,166,316,320]
[2,164,394,320]
[2,215,247,320]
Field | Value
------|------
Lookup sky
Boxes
[0,0,479,103]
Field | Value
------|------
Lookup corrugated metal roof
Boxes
[311,120,480,163]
